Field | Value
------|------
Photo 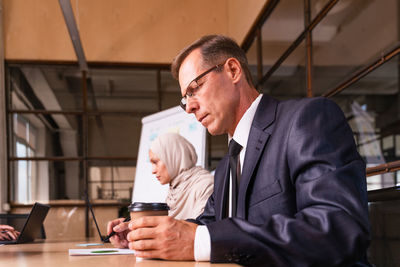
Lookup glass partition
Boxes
[312,0,398,95]
[261,40,306,99]
[8,65,84,111]
[87,69,158,112]
[5,63,194,204]
[10,160,83,202]
[260,0,304,76]
[88,160,135,202]
[330,53,400,190]
[88,115,141,157]
[9,113,83,158]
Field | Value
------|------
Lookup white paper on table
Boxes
[69,248,135,256]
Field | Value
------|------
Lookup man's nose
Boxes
[185,97,198,114]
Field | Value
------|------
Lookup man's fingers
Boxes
[113,221,129,233]
[107,218,125,235]
[123,218,196,260]
[129,215,170,230]
[134,249,160,259]
[127,227,156,242]
[109,235,120,248]
[106,221,114,235]
[128,239,158,251]
[110,234,128,249]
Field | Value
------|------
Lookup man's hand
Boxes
[0,225,20,241]
[127,216,197,260]
[107,218,129,248]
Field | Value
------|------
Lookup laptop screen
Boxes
[0,202,50,244]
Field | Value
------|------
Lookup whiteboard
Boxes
[132,106,207,203]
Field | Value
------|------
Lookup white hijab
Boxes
[150,133,213,219]
[150,132,198,179]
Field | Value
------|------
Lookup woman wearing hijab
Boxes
[149,132,214,220]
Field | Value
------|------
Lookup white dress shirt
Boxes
[194,94,263,261]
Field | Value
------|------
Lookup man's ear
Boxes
[226,58,242,84]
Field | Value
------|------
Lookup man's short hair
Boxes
[171,35,254,87]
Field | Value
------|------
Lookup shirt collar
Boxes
[230,94,263,148]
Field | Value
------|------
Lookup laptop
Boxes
[0,202,50,244]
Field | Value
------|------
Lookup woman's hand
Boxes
[0,225,20,241]
[106,218,130,248]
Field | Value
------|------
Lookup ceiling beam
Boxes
[58,0,88,71]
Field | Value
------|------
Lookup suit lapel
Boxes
[237,95,278,219]
[214,156,230,220]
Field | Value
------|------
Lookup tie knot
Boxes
[228,139,242,157]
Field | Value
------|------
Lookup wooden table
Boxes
[0,239,238,267]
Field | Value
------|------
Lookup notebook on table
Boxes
[0,202,50,244]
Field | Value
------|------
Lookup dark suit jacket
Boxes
[194,95,370,266]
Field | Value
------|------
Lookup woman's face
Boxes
[149,150,171,185]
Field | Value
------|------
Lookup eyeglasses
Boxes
[180,62,225,110]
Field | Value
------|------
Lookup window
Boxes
[13,114,37,202]
[244,0,400,191]
[5,65,190,203]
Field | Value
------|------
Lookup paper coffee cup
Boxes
[128,202,169,220]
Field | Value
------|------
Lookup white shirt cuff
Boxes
[194,225,211,261]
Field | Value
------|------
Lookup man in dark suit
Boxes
[109,35,370,266]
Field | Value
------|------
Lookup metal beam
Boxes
[0,0,8,212]
[241,0,280,52]
[257,0,339,88]
[322,44,400,97]
[58,0,88,71]
[256,28,263,84]
[59,0,90,237]
[304,0,313,97]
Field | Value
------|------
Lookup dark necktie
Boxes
[228,139,242,217]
